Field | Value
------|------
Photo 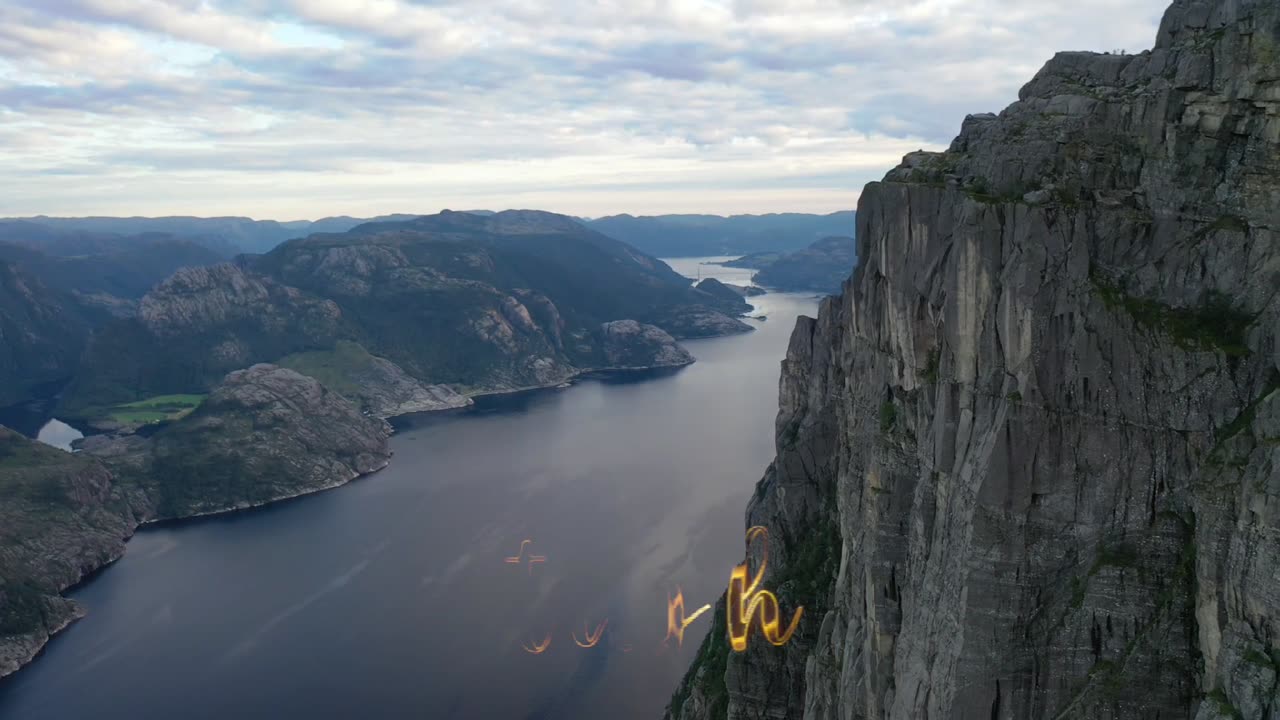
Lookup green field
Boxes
[100,394,206,425]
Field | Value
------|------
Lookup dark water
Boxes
[0,259,820,720]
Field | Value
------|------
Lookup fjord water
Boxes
[0,259,821,720]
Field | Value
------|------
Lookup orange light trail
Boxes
[572,619,608,648]
[504,539,532,564]
[522,633,552,654]
[504,539,547,574]
[727,526,803,652]
[665,587,712,647]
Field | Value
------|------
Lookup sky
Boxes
[0,0,1171,220]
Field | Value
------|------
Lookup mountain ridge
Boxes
[59,209,748,422]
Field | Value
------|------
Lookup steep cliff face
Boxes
[671,2,1280,719]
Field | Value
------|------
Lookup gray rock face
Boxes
[601,320,696,369]
[670,2,1280,719]
[138,263,341,338]
[356,363,471,418]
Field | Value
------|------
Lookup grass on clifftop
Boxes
[98,394,206,426]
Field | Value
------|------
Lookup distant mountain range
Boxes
[585,211,855,257]
[1,211,856,260]
[0,215,422,256]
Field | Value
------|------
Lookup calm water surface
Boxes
[0,258,820,720]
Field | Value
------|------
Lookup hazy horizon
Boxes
[4,207,855,224]
[3,1,1168,218]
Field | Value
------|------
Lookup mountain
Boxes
[83,364,393,521]
[0,363,394,679]
[0,238,223,300]
[59,210,748,422]
[670,2,1280,719]
[1,215,421,255]
[730,235,857,294]
[3,211,856,259]
[0,262,90,407]
[585,211,855,257]
[694,278,752,313]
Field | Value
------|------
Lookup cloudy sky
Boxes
[1,0,1170,220]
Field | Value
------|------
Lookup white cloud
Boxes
[0,0,1170,217]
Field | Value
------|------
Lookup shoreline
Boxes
[0,343,725,684]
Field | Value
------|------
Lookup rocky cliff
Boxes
[670,2,1280,719]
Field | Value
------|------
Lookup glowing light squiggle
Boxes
[665,587,712,647]
[572,619,608,648]
[504,539,547,574]
[727,526,803,652]
[522,633,552,654]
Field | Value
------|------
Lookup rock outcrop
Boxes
[600,320,696,369]
[84,364,392,521]
[670,2,1280,719]
[696,278,754,313]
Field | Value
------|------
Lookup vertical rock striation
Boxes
[671,1,1280,718]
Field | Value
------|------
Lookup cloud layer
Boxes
[0,0,1170,218]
